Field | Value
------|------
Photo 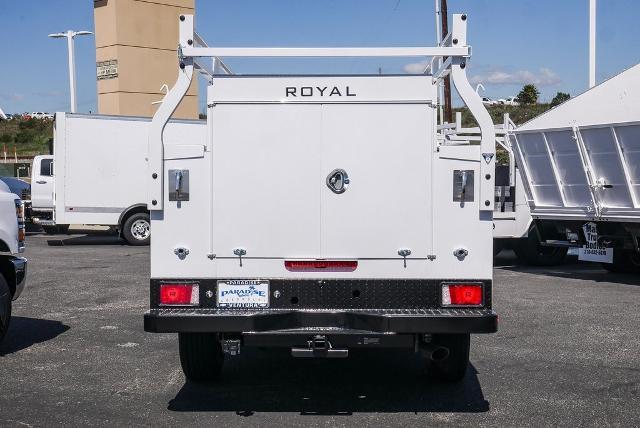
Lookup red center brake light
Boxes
[441,283,483,306]
[285,260,358,272]
[160,284,199,306]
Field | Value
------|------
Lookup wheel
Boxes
[122,212,151,246]
[601,250,640,273]
[515,226,568,266]
[42,224,69,235]
[493,242,503,257]
[0,275,12,343]
[425,334,470,383]
[179,333,224,381]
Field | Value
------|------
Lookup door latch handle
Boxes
[460,171,468,202]
[36,180,46,184]
[326,169,350,194]
[398,248,411,268]
[233,247,247,267]
[175,170,183,195]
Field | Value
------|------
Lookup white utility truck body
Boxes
[145,13,497,382]
[30,113,204,244]
[510,64,640,271]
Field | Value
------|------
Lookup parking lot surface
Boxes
[1,231,638,427]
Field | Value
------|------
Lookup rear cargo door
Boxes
[211,104,322,258]
[320,104,432,258]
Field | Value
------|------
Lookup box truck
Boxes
[30,114,205,245]
[144,13,498,383]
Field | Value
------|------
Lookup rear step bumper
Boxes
[144,308,497,334]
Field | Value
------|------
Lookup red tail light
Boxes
[285,260,358,272]
[441,283,483,306]
[160,284,199,306]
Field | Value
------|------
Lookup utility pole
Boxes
[48,30,93,113]
[589,0,596,88]
[440,0,453,123]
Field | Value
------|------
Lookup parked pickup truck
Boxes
[145,13,497,383]
[0,185,27,342]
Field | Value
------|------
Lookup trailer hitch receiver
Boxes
[291,335,349,358]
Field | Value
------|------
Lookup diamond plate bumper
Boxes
[144,307,497,334]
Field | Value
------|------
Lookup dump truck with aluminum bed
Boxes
[30,113,205,245]
[442,112,567,265]
[510,63,640,272]
[144,13,497,382]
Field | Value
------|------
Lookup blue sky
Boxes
[0,0,639,114]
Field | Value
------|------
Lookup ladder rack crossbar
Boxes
[181,46,469,59]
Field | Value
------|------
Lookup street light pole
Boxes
[589,0,596,88]
[48,30,92,113]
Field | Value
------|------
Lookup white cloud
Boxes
[33,90,63,98]
[402,62,561,88]
[0,93,25,102]
[403,60,430,74]
[469,68,561,87]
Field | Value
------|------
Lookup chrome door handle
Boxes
[326,169,350,194]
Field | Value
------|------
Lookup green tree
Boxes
[15,130,36,145]
[0,134,12,143]
[550,92,570,107]
[517,84,540,105]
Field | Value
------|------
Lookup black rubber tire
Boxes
[601,250,640,273]
[514,226,568,266]
[42,224,69,235]
[0,275,12,343]
[121,212,151,246]
[426,334,470,383]
[179,333,224,382]
[493,242,503,257]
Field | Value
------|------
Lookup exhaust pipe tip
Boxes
[430,346,450,362]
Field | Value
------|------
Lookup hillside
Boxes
[0,118,52,157]
[0,104,552,159]
[454,103,553,164]
[454,103,552,128]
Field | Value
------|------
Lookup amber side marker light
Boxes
[285,260,358,272]
[160,284,199,306]
[441,283,483,306]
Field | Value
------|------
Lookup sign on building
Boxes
[97,59,118,80]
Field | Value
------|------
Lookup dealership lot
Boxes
[0,231,638,427]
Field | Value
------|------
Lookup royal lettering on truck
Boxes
[285,86,357,97]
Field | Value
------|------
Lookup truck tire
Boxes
[602,250,640,274]
[493,242,503,257]
[0,276,11,343]
[122,213,151,246]
[179,333,224,382]
[42,224,70,235]
[425,334,470,383]
[514,226,568,266]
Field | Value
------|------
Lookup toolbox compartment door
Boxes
[211,104,322,258]
[319,104,432,258]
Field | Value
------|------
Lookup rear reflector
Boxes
[441,283,483,306]
[160,284,199,306]
[285,260,358,272]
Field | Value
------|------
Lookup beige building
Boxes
[94,0,198,119]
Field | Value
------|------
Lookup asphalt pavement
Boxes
[0,230,638,427]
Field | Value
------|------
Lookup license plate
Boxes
[217,280,269,308]
[578,222,613,263]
